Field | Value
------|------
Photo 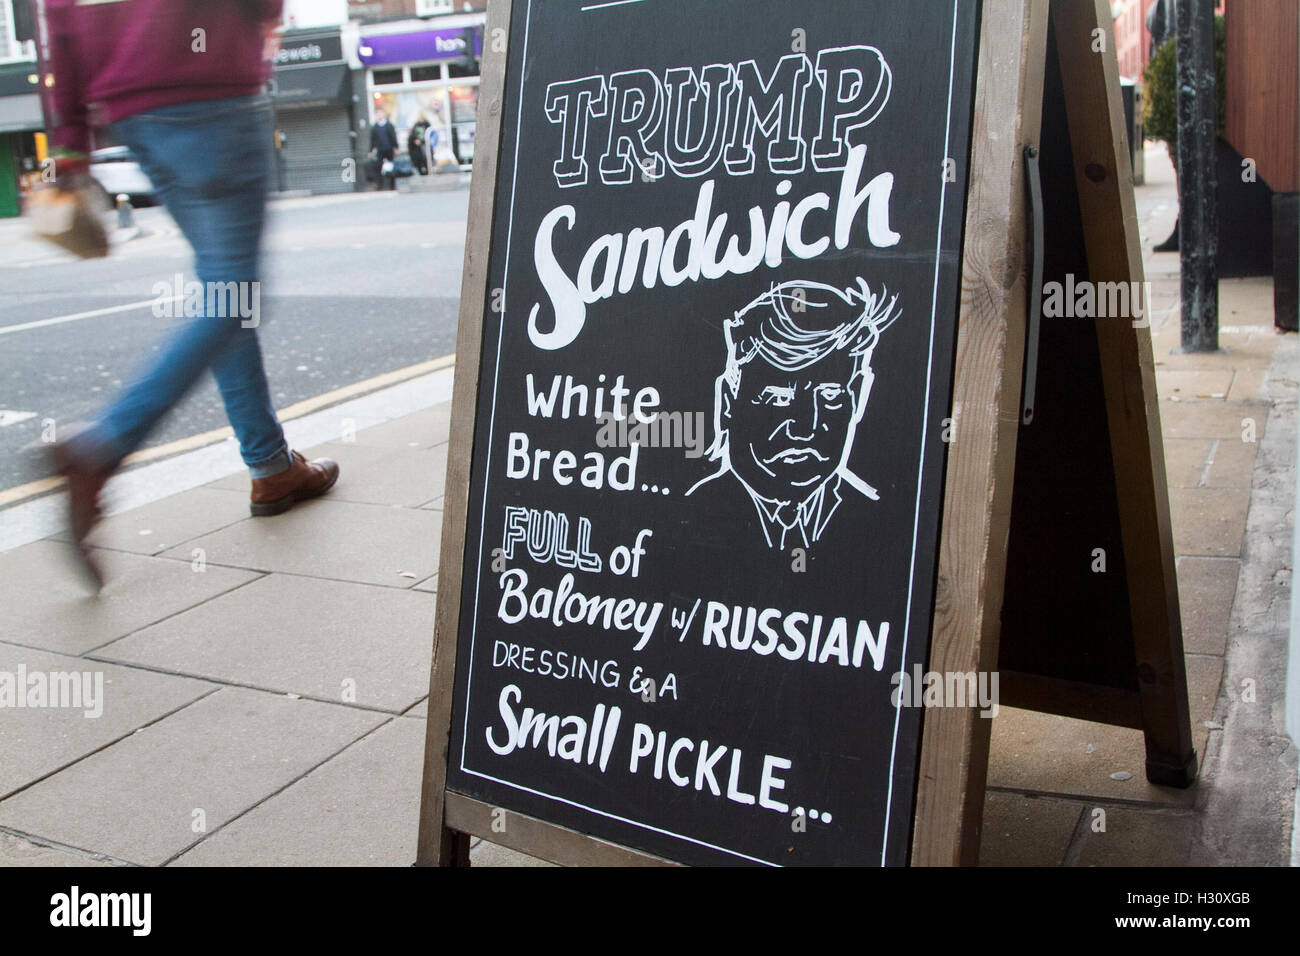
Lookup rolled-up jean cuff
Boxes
[247,447,292,479]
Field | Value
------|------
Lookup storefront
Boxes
[270,29,356,195]
[357,19,483,169]
[0,63,42,218]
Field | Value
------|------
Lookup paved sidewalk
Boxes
[0,144,1294,867]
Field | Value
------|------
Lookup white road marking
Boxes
[0,410,37,427]
[0,295,181,336]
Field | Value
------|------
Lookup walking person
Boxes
[41,0,339,590]
[370,106,400,190]
[408,113,431,176]
[1148,0,1181,252]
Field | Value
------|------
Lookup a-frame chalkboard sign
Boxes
[416,0,1195,867]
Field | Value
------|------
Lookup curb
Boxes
[0,362,457,555]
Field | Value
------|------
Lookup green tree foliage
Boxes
[1143,14,1227,150]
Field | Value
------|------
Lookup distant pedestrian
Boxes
[408,114,431,175]
[370,107,399,191]
[41,0,339,590]
[1148,0,1180,252]
[1147,0,1176,58]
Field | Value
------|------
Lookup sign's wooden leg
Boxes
[1050,0,1197,789]
[415,0,516,866]
[909,0,1051,866]
[442,827,472,867]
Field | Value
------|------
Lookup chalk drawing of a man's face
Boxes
[688,278,899,548]
[724,348,868,503]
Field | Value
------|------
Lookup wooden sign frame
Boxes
[416,0,1192,867]
[994,1,1197,797]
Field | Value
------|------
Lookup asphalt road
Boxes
[0,187,468,494]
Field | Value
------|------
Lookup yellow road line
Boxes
[0,475,63,506]
[0,353,455,509]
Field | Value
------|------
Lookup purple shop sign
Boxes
[357,28,483,66]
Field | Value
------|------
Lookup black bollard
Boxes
[1176,0,1219,352]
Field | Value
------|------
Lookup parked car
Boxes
[87,146,156,208]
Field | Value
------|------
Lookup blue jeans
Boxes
[77,94,290,479]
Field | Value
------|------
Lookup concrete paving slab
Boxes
[304,442,448,509]
[470,839,556,867]
[0,686,385,866]
[1176,557,1239,657]
[1153,344,1278,373]
[201,410,453,502]
[986,659,1225,803]
[1158,354,1279,380]
[161,499,441,588]
[0,540,261,656]
[50,487,251,556]
[1154,308,1274,335]
[95,574,435,713]
[343,403,452,450]
[1170,488,1251,557]
[978,792,1082,866]
[1072,807,1197,866]
[1205,438,1260,490]
[404,698,428,718]
[1145,257,1180,279]
[0,642,215,799]
[0,830,114,867]
[170,718,422,866]
[1156,369,1234,402]
[988,707,1197,807]
[418,496,445,511]
[1159,401,1271,440]
[1186,655,1224,733]
[414,573,437,593]
[208,442,449,511]
[1163,438,1214,489]
[1228,368,1268,402]
[1216,276,1281,317]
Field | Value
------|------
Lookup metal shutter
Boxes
[278,107,354,195]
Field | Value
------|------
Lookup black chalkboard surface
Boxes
[443,0,981,866]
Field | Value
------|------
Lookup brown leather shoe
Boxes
[249,450,339,516]
[50,440,110,591]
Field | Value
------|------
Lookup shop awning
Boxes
[272,64,349,109]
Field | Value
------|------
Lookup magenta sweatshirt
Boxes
[41,0,284,155]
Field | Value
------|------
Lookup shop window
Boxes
[448,86,479,124]
[372,68,403,85]
[448,62,479,78]
[410,65,443,82]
